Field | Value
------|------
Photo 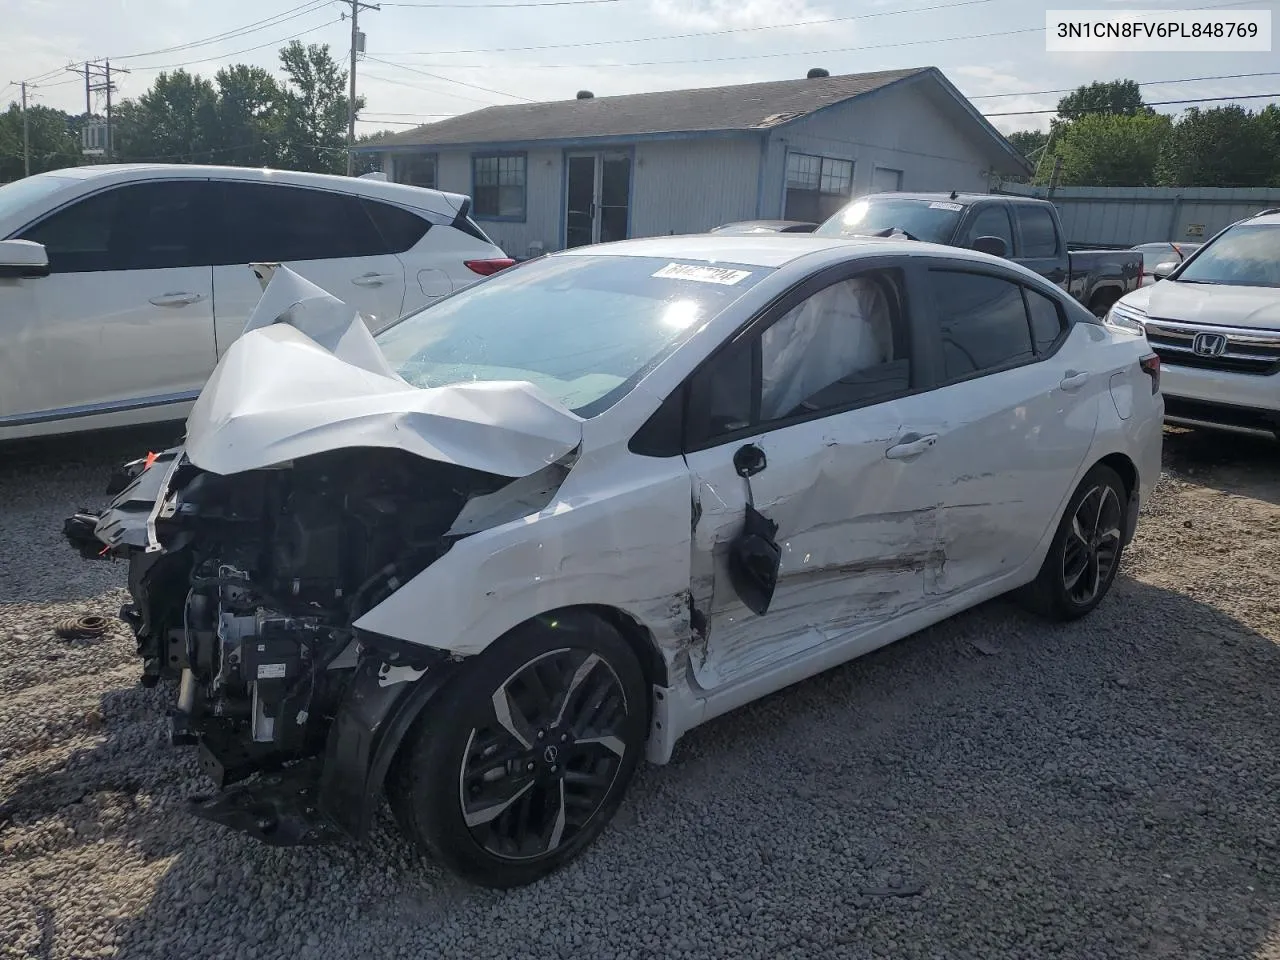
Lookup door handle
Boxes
[351,273,394,287]
[1060,371,1090,391]
[148,292,203,307]
[885,433,939,461]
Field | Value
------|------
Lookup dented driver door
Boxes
[682,264,939,692]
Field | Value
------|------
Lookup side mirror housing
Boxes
[0,239,49,279]
[972,235,1009,259]
[1153,260,1177,280]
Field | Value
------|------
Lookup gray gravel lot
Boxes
[3,425,1280,960]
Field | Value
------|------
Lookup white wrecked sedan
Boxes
[67,235,1164,888]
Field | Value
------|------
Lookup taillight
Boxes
[1140,352,1160,394]
[464,258,515,276]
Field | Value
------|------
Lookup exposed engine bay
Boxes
[64,444,526,838]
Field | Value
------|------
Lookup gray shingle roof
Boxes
[371,67,931,147]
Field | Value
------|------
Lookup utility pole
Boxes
[346,0,379,176]
[19,81,29,177]
[69,60,129,162]
[1047,155,1064,199]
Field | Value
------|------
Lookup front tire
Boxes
[386,611,647,888]
[1018,464,1128,621]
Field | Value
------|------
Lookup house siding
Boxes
[759,83,993,219]
[629,138,761,238]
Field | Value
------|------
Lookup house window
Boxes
[395,154,437,189]
[473,153,526,220]
[784,153,853,222]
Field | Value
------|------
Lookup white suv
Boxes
[1108,209,1280,437]
[0,164,512,440]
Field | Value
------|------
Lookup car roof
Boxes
[553,233,1025,271]
[17,163,468,219]
[850,191,1049,207]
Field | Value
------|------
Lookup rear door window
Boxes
[212,181,386,264]
[1015,206,1059,258]
[927,270,1035,381]
[962,204,1015,253]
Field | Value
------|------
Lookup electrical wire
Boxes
[384,0,622,5]
[113,0,333,61]
[984,92,1280,117]
[363,56,533,102]
[128,18,345,73]
[970,71,1280,101]
[381,0,997,56]
[360,72,500,106]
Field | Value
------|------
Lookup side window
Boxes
[1015,205,1059,258]
[19,181,205,274]
[1025,287,1066,353]
[361,199,430,253]
[684,269,911,447]
[928,270,1034,381]
[472,154,526,220]
[963,204,1014,252]
[686,339,753,447]
[759,272,907,421]
[213,183,385,264]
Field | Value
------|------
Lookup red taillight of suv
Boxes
[464,258,516,276]
[1140,352,1161,394]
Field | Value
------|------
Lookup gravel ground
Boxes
[3,425,1280,960]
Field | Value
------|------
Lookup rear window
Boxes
[376,254,772,416]
[815,197,965,244]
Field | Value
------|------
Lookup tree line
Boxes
[1004,79,1280,189]
[0,41,393,182]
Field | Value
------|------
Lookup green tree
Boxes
[1041,112,1171,187]
[278,41,361,174]
[1156,106,1279,187]
[114,69,220,163]
[214,64,287,167]
[1057,79,1147,120]
[1006,129,1050,162]
[0,103,81,181]
[352,129,397,175]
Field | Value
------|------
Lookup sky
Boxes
[0,0,1276,136]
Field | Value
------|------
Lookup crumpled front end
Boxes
[62,266,582,845]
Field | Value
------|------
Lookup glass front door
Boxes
[565,151,631,248]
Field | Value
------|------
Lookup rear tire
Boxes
[1018,464,1128,621]
[386,611,647,888]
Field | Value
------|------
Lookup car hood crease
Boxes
[184,266,583,479]
[1143,281,1280,329]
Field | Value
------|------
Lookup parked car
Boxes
[66,234,1163,888]
[1107,208,1280,437]
[710,220,818,235]
[814,192,1143,316]
[1132,241,1201,287]
[0,164,512,441]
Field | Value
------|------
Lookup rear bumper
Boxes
[1160,363,1280,437]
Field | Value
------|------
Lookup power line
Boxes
[363,55,533,102]
[360,72,500,106]
[969,71,1280,101]
[383,0,622,6]
[114,0,332,61]
[375,26,1045,69]
[380,0,997,56]
[983,92,1280,117]
[128,18,345,73]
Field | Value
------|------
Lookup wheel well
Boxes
[1098,452,1137,500]
[1088,286,1121,312]
[581,604,670,692]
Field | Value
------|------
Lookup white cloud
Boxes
[951,64,1057,133]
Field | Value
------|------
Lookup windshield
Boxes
[375,253,772,416]
[0,173,77,225]
[814,197,964,243]
[1175,225,1280,288]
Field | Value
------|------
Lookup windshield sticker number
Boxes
[929,201,964,212]
[653,263,752,285]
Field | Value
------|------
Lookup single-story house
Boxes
[356,66,1032,258]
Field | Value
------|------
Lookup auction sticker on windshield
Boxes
[930,202,964,212]
[653,263,752,285]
